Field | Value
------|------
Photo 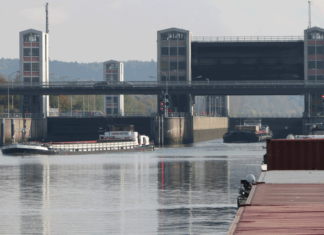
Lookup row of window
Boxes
[308,46,324,54]
[106,108,119,114]
[106,96,119,103]
[161,47,186,56]
[161,62,186,70]
[24,77,40,82]
[160,76,187,81]
[308,75,324,80]
[106,74,118,81]
[308,31,324,40]
[23,33,40,42]
[308,61,324,69]
[106,63,118,70]
[161,32,186,41]
[23,48,39,56]
[23,63,39,71]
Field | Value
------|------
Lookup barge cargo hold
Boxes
[228,138,324,235]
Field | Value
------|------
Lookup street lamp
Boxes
[8,70,19,117]
[157,69,177,95]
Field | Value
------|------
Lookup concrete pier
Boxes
[0,118,47,145]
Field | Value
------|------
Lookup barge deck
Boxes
[228,138,324,235]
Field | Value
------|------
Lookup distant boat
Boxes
[223,119,273,143]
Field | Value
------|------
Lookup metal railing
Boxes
[0,113,46,119]
[165,112,191,118]
[48,112,157,118]
[0,80,321,88]
[192,36,304,42]
[229,113,303,118]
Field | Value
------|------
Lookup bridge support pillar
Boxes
[303,93,311,117]
[0,119,4,146]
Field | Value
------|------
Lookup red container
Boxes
[266,138,324,170]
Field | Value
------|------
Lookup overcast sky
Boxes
[1,0,324,63]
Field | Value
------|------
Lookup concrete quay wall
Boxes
[0,118,47,145]
[156,117,229,145]
[193,117,228,143]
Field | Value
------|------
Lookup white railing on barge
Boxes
[51,141,139,152]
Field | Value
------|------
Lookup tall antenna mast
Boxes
[308,1,311,28]
[46,3,49,33]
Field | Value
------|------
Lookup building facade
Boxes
[19,29,49,116]
[157,28,193,114]
[103,60,124,115]
[304,27,324,117]
[157,28,229,116]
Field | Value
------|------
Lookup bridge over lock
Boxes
[0,80,324,96]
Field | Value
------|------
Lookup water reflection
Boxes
[158,157,233,234]
[0,143,263,234]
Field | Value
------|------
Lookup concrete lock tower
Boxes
[19,29,49,116]
[157,28,193,115]
[103,60,124,115]
[304,27,324,117]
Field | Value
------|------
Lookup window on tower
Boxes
[317,46,324,54]
[161,62,168,70]
[32,63,39,71]
[23,77,31,82]
[179,62,186,70]
[318,75,324,80]
[170,76,177,81]
[106,96,112,102]
[32,77,40,82]
[106,63,118,70]
[113,108,118,114]
[23,63,31,71]
[317,61,324,69]
[161,33,168,40]
[170,47,177,55]
[32,48,39,56]
[170,62,177,70]
[23,33,40,42]
[308,46,315,54]
[113,97,118,103]
[161,47,168,55]
[23,48,31,56]
[178,47,186,55]
[30,33,40,42]
[308,75,316,80]
[308,61,315,69]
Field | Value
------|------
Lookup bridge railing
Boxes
[0,80,319,88]
[48,112,157,118]
[0,113,46,118]
[229,113,303,118]
[192,36,304,42]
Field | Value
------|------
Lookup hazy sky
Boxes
[1,0,324,63]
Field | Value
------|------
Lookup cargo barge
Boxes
[228,138,324,234]
[223,119,272,143]
[2,125,154,155]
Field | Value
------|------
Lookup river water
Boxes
[0,139,264,235]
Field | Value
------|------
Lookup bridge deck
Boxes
[0,81,323,95]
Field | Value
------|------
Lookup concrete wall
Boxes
[0,118,47,145]
[46,117,153,142]
[193,117,228,143]
[163,117,193,145]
